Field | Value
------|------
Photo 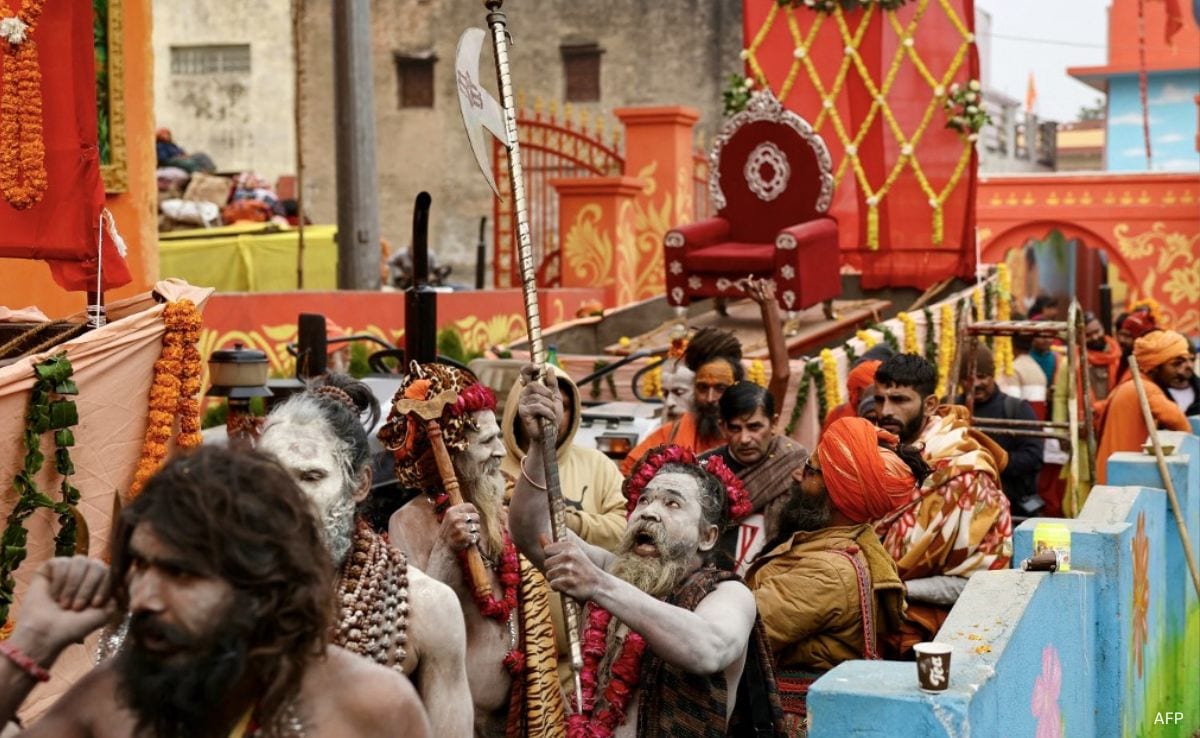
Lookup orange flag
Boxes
[1024,72,1037,114]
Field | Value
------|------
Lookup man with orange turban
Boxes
[747,417,915,731]
[1096,330,1192,485]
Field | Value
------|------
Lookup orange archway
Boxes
[978,172,1200,331]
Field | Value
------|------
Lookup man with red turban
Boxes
[1096,330,1192,485]
[746,417,917,731]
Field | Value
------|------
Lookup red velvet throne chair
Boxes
[664,90,841,317]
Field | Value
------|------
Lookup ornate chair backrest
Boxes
[709,90,834,244]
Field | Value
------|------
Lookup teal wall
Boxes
[807,429,1200,737]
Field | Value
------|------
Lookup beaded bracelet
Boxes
[520,457,548,491]
[0,641,51,682]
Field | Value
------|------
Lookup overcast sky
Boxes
[976,0,1110,122]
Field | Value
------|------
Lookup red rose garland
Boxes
[429,487,524,675]
[567,604,647,738]
[622,444,753,522]
[567,445,751,737]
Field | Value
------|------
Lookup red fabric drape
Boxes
[0,0,130,292]
[742,1,979,290]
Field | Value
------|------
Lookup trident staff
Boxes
[456,0,585,712]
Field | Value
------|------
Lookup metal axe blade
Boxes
[456,27,509,199]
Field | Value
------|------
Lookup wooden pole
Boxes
[332,0,381,290]
[426,421,494,602]
[1127,355,1200,598]
[292,0,306,289]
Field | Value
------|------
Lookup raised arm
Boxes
[4,556,113,736]
[741,278,790,422]
[510,365,613,572]
[542,539,756,675]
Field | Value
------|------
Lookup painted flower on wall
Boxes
[1131,510,1150,680]
[1031,644,1063,738]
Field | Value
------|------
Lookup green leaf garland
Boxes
[1,353,81,627]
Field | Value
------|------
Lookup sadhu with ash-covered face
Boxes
[510,365,785,738]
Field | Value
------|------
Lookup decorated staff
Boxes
[455,0,585,711]
[393,385,495,603]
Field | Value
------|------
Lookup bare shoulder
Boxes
[319,647,430,737]
[700,580,757,622]
[389,498,436,566]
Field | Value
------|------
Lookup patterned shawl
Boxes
[873,406,1013,579]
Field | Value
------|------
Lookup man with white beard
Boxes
[257,374,473,737]
[380,364,565,738]
[510,366,784,738]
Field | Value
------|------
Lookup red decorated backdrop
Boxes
[0,0,129,291]
[743,0,979,289]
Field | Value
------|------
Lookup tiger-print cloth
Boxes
[506,554,567,738]
[636,566,784,738]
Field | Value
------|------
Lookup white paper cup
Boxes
[914,641,952,692]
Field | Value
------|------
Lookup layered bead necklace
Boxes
[333,520,410,669]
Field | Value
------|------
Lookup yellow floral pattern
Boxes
[1131,511,1149,681]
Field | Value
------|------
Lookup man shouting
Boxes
[511,367,782,737]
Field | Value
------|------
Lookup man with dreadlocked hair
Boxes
[257,372,473,736]
[379,363,566,738]
[0,447,429,737]
[514,366,785,738]
[622,280,790,477]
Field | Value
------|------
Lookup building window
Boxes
[561,43,602,103]
[395,53,436,108]
[170,45,251,75]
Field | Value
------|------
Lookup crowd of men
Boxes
[1,287,1195,738]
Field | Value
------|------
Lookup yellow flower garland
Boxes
[130,300,204,497]
[820,348,841,410]
[935,302,956,398]
[641,366,662,398]
[898,312,918,355]
[748,359,768,388]
[995,264,1014,376]
[972,287,984,323]
[855,329,878,349]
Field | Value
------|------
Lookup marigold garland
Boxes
[641,365,662,399]
[747,359,767,388]
[819,349,841,415]
[855,330,878,349]
[935,302,957,399]
[129,300,203,497]
[995,264,1014,376]
[624,445,752,522]
[0,0,49,210]
[898,312,919,355]
[972,288,984,323]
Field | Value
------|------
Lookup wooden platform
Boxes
[602,297,891,359]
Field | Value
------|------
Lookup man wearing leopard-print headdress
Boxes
[257,373,473,736]
[379,363,566,738]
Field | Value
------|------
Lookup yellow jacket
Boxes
[747,524,905,672]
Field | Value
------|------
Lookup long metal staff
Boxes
[483,0,584,711]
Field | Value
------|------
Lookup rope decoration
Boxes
[744,0,976,248]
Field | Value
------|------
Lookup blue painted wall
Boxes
[807,425,1200,738]
[1107,72,1200,172]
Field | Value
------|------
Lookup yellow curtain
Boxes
[159,224,339,292]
